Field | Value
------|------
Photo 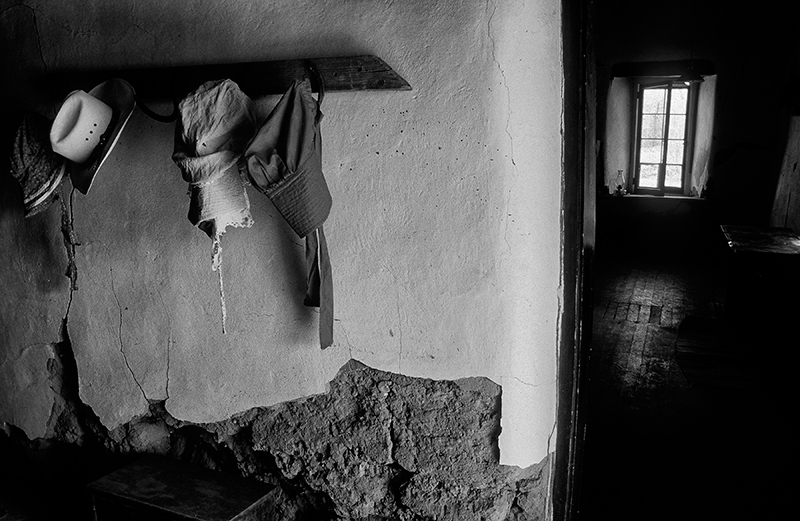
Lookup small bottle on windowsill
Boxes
[614,170,626,196]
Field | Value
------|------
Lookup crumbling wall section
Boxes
[2,328,550,520]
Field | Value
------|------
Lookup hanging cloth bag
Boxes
[244,78,333,348]
[172,79,257,333]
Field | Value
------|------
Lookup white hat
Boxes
[50,90,113,164]
[49,78,135,194]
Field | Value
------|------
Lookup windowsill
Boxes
[616,193,703,201]
[600,192,707,209]
[598,192,711,230]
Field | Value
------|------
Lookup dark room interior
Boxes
[578,0,798,519]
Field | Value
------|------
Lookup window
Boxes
[633,79,699,195]
[604,60,716,197]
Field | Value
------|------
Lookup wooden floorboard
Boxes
[580,252,789,520]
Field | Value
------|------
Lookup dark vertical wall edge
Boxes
[554,0,594,519]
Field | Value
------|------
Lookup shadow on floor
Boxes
[578,249,792,521]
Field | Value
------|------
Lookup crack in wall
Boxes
[503,376,543,388]
[165,331,171,400]
[51,18,103,41]
[487,0,519,254]
[60,186,79,297]
[394,291,404,375]
[487,0,517,168]
[21,1,81,343]
[334,319,354,359]
[2,4,44,73]
[382,264,405,374]
[109,266,148,403]
[156,287,172,400]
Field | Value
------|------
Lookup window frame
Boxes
[630,78,700,196]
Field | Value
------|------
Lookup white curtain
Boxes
[603,77,633,193]
[690,75,716,196]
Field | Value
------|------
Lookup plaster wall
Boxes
[0,0,563,467]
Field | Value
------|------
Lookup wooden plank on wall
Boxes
[770,116,800,231]
[45,55,411,100]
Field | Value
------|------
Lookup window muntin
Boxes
[634,80,695,194]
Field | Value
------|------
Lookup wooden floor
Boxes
[578,248,791,520]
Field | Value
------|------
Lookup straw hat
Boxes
[9,112,66,217]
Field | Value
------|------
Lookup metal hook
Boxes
[134,93,179,123]
[305,60,325,108]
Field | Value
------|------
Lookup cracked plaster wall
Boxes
[1,0,563,469]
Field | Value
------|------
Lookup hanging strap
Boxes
[304,227,333,348]
[302,61,333,348]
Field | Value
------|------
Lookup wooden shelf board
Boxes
[47,54,411,100]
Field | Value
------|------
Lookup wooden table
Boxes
[719,225,800,339]
[720,225,800,256]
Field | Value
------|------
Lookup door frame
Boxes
[553,0,595,519]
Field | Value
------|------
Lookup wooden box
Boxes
[88,456,272,521]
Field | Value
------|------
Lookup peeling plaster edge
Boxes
[60,186,77,324]
[548,0,568,516]
[3,351,553,518]
[548,268,563,521]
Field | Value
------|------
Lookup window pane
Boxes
[670,88,688,115]
[641,115,664,138]
[669,115,686,139]
[635,80,692,194]
[666,140,684,164]
[665,165,683,188]
[640,139,663,163]
[639,164,659,188]
[643,88,666,114]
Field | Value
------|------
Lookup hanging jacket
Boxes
[245,78,333,348]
